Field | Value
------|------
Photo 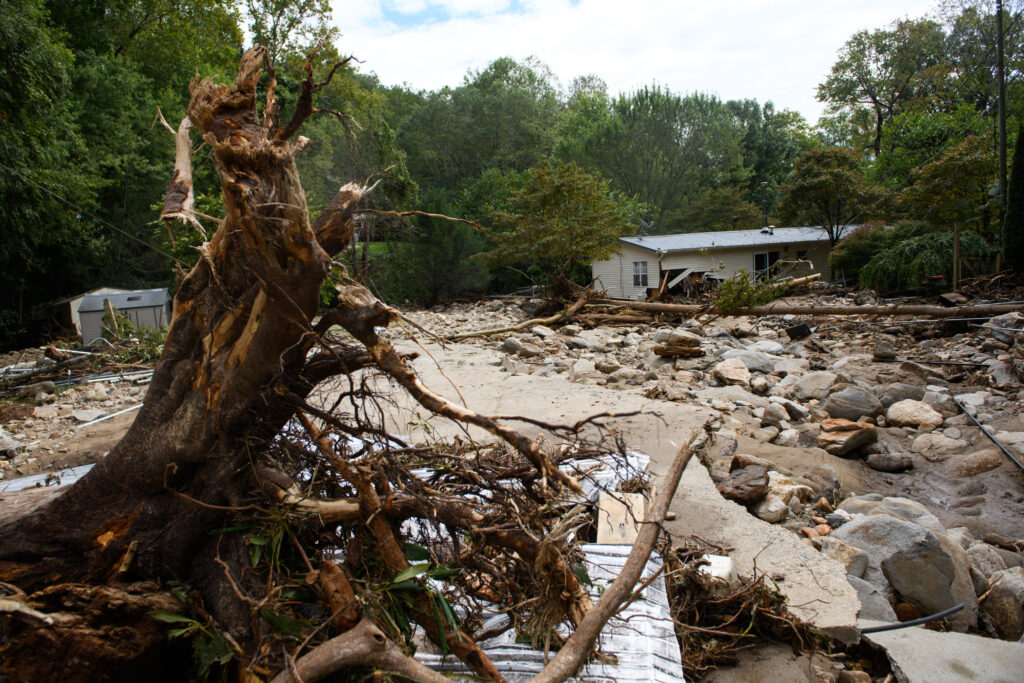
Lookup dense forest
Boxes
[2,0,1023,348]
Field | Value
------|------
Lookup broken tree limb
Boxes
[529,428,701,683]
[270,617,450,683]
[445,294,588,342]
[158,112,203,239]
[785,273,821,287]
[323,284,582,494]
[593,298,1024,319]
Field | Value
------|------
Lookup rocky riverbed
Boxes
[3,292,1024,650]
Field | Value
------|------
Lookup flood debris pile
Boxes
[396,291,1024,651]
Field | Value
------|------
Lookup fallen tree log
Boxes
[594,298,1024,319]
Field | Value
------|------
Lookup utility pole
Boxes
[998,0,1007,219]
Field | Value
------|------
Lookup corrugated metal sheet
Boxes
[622,226,833,253]
[417,544,683,682]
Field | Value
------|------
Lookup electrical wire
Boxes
[0,160,188,267]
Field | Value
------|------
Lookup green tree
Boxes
[667,187,761,232]
[875,103,990,185]
[478,160,643,294]
[779,147,882,245]
[818,18,950,156]
[245,0,333,66]
[1004,123,1024,272]
[564,86,747,232]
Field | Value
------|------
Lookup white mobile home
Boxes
[591,227,836,300]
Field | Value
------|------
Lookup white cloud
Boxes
[331,0,938,121]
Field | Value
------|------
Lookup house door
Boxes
[753,251,780,279]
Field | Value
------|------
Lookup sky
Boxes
[330,0,940,123]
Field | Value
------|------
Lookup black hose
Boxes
[951,396,1024,473]
[860,603,965,634]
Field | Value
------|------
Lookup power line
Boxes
[0,160,188,267]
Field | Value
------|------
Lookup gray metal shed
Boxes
[78,288,171,343]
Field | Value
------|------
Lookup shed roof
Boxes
[79,288,170,313]
[620,226,835,253]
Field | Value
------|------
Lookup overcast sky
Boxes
[330,0,939,123]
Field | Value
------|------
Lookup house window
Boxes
[753,251,781,279]
[633,261,648,287]
[796,250,808,260]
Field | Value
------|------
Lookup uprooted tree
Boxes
[0,47,697,682]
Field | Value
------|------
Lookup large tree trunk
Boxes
[0,47,362,643]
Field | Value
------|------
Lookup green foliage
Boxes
[479,159,645,292]
[102,312,168,364]
[715,270,790,315]
[666,187,761,232]
[859,229,990,294]
[829,221,929,281]
[779,147,883,245]
[1005,123,1024,273]
[875,104,990,185]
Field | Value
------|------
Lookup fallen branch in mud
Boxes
[445,294,589,341]
[530,428,701,683]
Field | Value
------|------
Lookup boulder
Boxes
[847,575,897,622]
[517,342,545,358]
[564,336,592,350]
[875,382,926,408]
[950,449,1004,477]
[822,386,884,420]
[531,325,555,338]
[768,395,809,419]
[774,429,800,448]
[819,537,868,578]
[766,471,815,505]
[749,339,785,354]
[838,495,945,534]
[910,433,969,462]
[887,399,943,430]
[981,567,1024,640]
[967,543,1008,582]
[0,428,23,459]
[716,465,769,506]
[712,358,751,387]
[872,340,897,361]
[664,329,702,347]
[817,418,878,456]
[832,515,959,620]
[571,359,597,377]
[791,371,838,401]
[501,336,523,353]
[751,426,779,443]
[984,311,1024,345]
[72,409,107,423]
[721,349,774,374]
[772,357,810,375]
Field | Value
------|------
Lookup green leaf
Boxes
[259,608,304,637]
[429,593,448,656]
[149,611,196,624]
[405,543,431,562]
[209,525,251,535]
[572,564,593,587]
[391,563,430,584]
[428,567,461,580]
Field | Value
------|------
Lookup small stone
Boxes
[753,496,789,523]
[749,375,770,395]
[872,340,897,361]
[712,358,751,387]
[774,428,800,448]
[866,452,913,473]
[73,409,108,423]
[817,418,878,456]
[814,523,832,537]
[716,465,769,506]
[791,371,838,401]
[530,324,555,338]
[564,336,592,350]
[751,426,780,443]
[501,337,523,353]
[950,449,1003,477]
[887,399,944,430]
[822,385,884,420]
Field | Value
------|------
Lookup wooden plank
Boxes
[595,491,648,545]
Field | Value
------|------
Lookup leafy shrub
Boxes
[829,221,929,282]
[101,312,167,364]
[859,230,990,294]
[715,270,789,314]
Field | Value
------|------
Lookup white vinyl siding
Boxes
[592,238,835,300]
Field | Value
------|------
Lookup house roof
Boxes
[78,288,170,313]
[620,227,834,253]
